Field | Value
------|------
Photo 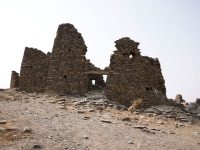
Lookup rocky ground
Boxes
[0,89,200,150]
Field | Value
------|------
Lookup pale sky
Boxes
[0,0,200,102]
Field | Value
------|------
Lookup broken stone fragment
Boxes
[77,110,86,113]
[0,120,7,124]
[23,126,32,133]
[100,119,112,123]
[133,126,147,129]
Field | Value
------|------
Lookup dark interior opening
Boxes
[64,75,67,79]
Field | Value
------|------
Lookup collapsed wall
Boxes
[46,23,105,95]
[10,71,19,88]
[105,37,167,107]
[19,47,50,92]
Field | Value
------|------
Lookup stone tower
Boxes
[46,23,104,95]
[10,71,19,88]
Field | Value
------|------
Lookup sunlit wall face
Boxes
[0,0,200,102]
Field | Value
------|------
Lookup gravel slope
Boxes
[0,90,200,150]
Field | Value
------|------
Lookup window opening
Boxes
[92,80,95,85]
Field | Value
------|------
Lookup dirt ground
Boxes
[0,89,200,150]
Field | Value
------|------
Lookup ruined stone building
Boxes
[18,47,51,93]
[105,37,167,107]
[11,23,168,108]
[10,71,19,88]
[45,24,105,95]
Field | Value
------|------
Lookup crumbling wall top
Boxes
[114,37,140,54]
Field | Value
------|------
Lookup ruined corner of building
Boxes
[10,23,178,109]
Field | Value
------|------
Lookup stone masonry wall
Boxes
[46,23,105,95]
[19,47,50,93]
[105,37,167,107]
[10,71,19,88]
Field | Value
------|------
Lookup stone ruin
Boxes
[105,37,167,107]
[45,24,105,95]
[10,23,183,109]
[10,71,19,88]
[18,47,50,93]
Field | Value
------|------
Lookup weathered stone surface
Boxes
[196,106,200,114]
[196,98,200,105]
[45,23,105,95]
[186,102,199,112]
[10,71,19,88]
[174,94,185,103]
[19,47,50,93]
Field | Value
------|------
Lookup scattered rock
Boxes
[32,144,42,149]
[84,135,89,139]
[128,140,134,144]
[23,126,32,133]
[56,105,66,109]
[121,117,132,121]
[77,110,86,113]
[100,119,112,123]
[83,116,90,120]
[0,120,7,124]
[87,109,95,112]
[190,132,200,136]
[168,131,175,134]
[156,120,163,124]
[175,123,184,128]
[133,126,147,129]
[142,129,155,134]
[117,105,127,110]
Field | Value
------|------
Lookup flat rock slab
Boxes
[56,106,66,109]
[100,119,112,123]
[87,109,95,112]
[133,126,147,129]
[77,110,86,113]
[0,120,7,124]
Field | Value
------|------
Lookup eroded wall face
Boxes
[105,37,166,107]
[46,23,104,95]
[10,71,19,88]
[19,47,50,92]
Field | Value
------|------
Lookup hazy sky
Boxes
[0,0,200,102]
